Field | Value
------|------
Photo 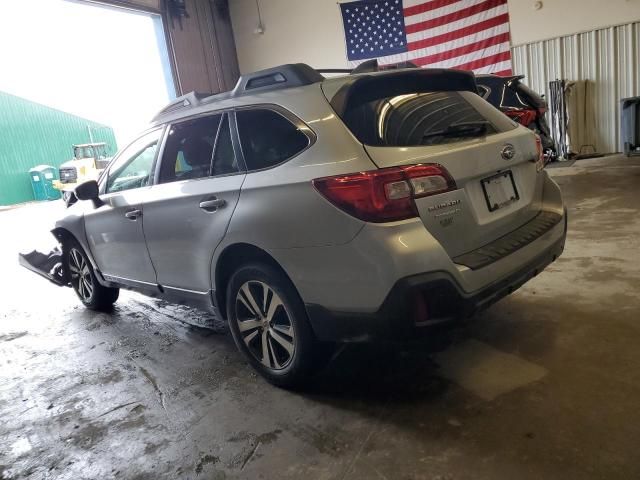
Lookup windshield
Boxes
[74,145,108,159]
[339,91,500,147]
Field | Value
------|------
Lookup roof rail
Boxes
[231,63,324,96]
[317,59,420,76]
[351,59,420,74]
[316,68,352,74]
[151,91,212,122]
[151,64,324,123]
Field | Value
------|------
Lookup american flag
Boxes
[339,0,513,76]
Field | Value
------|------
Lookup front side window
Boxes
[158,113,240,183]
[105,129,162,193]
[211,116,239,176]
[236,109,309,171]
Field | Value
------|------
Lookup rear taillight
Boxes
[534,135,545,172]
[312,164,456,223]
[504,108,537,126]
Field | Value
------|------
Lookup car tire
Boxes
[226,262,320,389]
[64,240,119,311]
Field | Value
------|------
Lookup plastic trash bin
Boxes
[29,165,61,201]
[621,96,640,157]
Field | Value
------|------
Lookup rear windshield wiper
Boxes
[422,121,490,140]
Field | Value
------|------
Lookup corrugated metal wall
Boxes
[512,22,640,154]
[0,91,117,206]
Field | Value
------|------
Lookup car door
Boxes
[83,128,163,288]
[142,112,245,300]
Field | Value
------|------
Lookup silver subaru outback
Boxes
[20,64,566,387]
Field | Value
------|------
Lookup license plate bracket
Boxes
[481,170,519,212]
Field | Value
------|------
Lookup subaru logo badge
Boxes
[501,144,516,161]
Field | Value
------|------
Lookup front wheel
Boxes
[65,241,119,311]
[226,263,321,388]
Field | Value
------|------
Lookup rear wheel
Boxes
[65,241,119,310]
[226,263,320,388]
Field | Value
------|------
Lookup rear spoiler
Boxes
[330,69,479,117]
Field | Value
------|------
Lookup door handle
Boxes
[199,198,226,212]
[125,209,142,220]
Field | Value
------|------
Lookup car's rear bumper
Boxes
[306,211,567,342]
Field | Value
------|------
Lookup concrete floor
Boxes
[1,154,639,480]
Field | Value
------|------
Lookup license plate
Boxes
[481,171,519,212]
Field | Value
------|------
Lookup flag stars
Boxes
[342,0,406,59]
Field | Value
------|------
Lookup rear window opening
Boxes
[341,91,498,147]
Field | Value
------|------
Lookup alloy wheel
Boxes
[235,280,296,370]
[68,247,93,302]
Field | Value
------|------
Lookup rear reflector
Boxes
[534,135,544,172]
[312,164,456,223]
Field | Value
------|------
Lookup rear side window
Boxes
[514,82,546,109]
[340,91,501,147]
[476,77,504,106]
[236,109,309,171]
[502,85,529,108]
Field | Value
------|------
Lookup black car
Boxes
[476,74,556,161]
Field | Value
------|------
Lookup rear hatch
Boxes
[323,69,544,259]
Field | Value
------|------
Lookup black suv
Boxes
[476,74,555,161]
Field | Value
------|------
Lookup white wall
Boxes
[230,0,353,73]
[507,0,640,45]
[230,0,640,73]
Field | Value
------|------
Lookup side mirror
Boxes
[74,180,103,208]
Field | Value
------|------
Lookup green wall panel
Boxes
[0,91,117,206]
